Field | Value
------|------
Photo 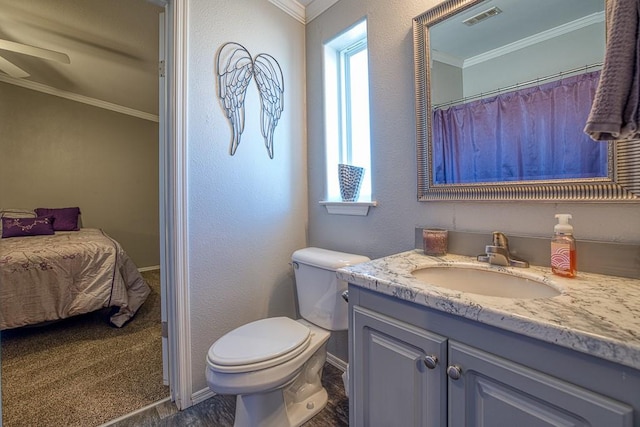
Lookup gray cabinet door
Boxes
[352,306,447,427]
[448,341,634,427]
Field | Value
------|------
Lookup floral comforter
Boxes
[0,228,150,330]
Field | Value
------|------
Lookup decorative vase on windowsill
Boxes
[338,164,365,202]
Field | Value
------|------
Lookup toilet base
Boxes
[234,385,328,427]
[233,345,328,427]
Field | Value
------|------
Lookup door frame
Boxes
[0,0,193,421]
[160,0,192,411]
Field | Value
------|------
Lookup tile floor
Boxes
[106,363,348,426]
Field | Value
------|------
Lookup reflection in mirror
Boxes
[413,0,640,201]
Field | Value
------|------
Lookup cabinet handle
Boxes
[423,355,438,369]
[447,365,462,380]
[341,290,349,302]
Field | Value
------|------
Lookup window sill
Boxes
[319,200,377,216]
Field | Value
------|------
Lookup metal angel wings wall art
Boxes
[216,42,284,159]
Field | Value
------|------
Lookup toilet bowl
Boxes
[205,247,370,427]
[207,318,330,426]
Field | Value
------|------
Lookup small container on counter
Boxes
[551,214,576,278]
[423,229,448,256]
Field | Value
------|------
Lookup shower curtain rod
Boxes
[433,62,603,109]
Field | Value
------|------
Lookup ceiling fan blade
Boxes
[0,39,70,64]
[0,55,29,78]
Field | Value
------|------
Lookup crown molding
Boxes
[269,0,338,24]
[464,11,604,68]
[270,0,306,23]
[305,0,339,22]
[0,75,159,122]
[431,50,464,68]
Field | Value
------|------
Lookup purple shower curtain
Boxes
[432,71,608,184]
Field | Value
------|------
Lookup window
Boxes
[323,20,372,204]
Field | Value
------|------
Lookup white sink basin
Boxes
[411,266,560,299]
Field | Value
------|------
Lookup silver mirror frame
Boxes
[413,0,640,201]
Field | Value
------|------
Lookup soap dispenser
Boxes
[551,214,576,278]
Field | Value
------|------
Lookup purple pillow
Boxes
[1,216,55,238]
[34,207,81,231]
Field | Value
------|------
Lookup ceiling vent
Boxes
[462,7,502,26]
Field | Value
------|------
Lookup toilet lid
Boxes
[208,317,311,368]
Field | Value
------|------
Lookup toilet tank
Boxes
[292,247,370,331]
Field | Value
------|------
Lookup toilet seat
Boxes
[208,317,311,373]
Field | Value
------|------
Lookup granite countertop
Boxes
[337,250,640,371]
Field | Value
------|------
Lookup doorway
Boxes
[0,1,178,423]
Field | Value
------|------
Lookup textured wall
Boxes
[186,0,307,392]
[0,83,159,268]
[306,0,640,361]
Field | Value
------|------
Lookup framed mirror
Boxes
[413,0,640,201]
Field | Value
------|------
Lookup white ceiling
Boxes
[0,0,607,119]
[0,0,337,118]
[0,0,163,116]
[430,0,604,63]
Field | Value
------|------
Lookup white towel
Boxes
[584,0,640,141]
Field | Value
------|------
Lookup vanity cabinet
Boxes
[352,305,447,426]
[349,286,638,427]
[447,341,632,426]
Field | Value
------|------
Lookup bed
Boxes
[0,227,151,330]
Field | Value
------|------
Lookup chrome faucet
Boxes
[477,232,529,268]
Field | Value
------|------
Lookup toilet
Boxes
[205,247,370,427]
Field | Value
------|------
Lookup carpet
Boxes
[1,270,168,427]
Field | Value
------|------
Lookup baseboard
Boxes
[97,397,172,426]
[326,352,347,371]
[139,265,161,272]
[192,387,216,406]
